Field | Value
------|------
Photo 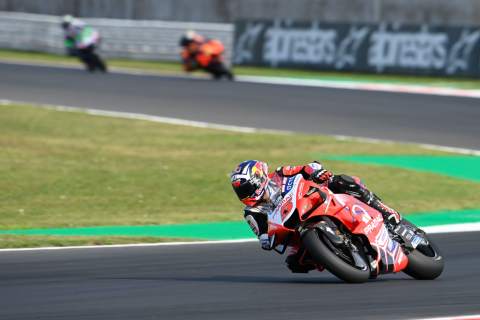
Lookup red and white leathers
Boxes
[243,162,324,248]
[242,162,402,272]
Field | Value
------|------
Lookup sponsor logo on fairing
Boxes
[279,196,294,220]
[283,176,296,193]
[364,215,383,235]
[387,238,398,253]
[352,204,371,223]
[375,227,389,247]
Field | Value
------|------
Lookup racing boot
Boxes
[285,247,316,273]
[365,195,415,247]
[370,196,402,227]
[361,190,427,248]
[359,189,402,231]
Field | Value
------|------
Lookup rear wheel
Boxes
[302,228,370,283]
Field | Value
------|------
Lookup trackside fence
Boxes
[0,12,233,62]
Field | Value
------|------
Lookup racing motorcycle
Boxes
[268,174,444,283]
[181,39,234,80]
[66,26,107,72]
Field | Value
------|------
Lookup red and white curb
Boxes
[239,75,480,99]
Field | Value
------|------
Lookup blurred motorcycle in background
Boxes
[61,15,107,73]
[180,30,234,80]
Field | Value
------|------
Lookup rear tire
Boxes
[302,228,370,283]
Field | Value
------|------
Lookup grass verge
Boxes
[0,235,190,249]
[1,49,480,89]
[1,103,480,247]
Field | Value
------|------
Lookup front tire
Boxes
[302,228,370,283]
[404,236,444,280]
[398,219,444,280]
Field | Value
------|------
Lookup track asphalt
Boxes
[0,232,479,320]
[1,62,479,319]
[0,63,479,149]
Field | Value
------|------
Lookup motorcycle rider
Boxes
[61,15,107,72]
[230,160,402,273]
[179,30,234,80]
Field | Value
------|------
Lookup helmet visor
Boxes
[233,181,258,201]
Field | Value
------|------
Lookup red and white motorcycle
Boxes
[268,174,444,283]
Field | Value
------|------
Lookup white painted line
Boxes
[1,99,479,156]
[423,222,480,234]
[2,58,480,99]
[332,135,480,156]
[0,222,479,252]
[0,99,291,135]
[410,314,480,320]
[417,144,480,156]
[0,239,256,252]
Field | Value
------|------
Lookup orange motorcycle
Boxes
[180,34,234,80]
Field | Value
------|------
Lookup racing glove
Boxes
[311,169,333,184]
[259,234,271,250]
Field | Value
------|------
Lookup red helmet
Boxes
[230,160,269,206]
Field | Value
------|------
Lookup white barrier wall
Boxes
[0,12,233,62]
[0,0,479,26]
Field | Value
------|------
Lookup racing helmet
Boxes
[179,30,196,47]
[61,15,74,30]
[230,160,269,206]
[179,30,205,47]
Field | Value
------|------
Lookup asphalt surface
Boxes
[0,62,479,149]
[1,62,480,319]
[0,232,479,320]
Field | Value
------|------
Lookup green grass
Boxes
[2,49,480,89]
[1,104,480,247]
[0,235,189,248]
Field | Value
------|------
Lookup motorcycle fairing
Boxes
[312,191,408,274]
[267,175,303,252]
[269,175,302,227]
[269,175,408,274]
[77,27,100,49]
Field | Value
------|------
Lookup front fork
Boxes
[393,221,429,252]
[300,219,370,272]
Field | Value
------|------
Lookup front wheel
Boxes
[206,61,234,80]
[404,236,444,280]
[398,219,444,280]
[302,228,370,283]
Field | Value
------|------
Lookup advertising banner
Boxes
[234,20,480,77]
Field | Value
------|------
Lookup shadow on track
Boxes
[101,274,411,285]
